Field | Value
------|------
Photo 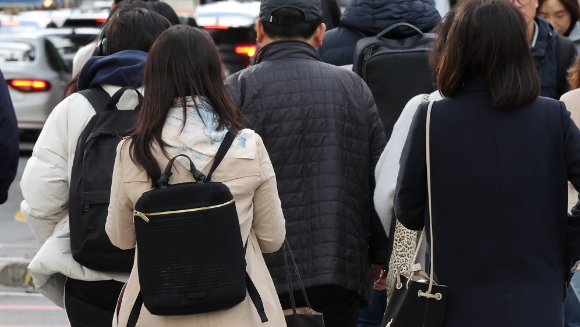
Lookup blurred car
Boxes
[62,10,108,28]
[0,0,43,10]
[18,9,74,27]
[0,17,47,33]
[37,27,100,69]
[0,34,70,134]
[196,0,260,75]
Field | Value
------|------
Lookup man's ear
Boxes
[256,19,265,44]
[313,23,326,48]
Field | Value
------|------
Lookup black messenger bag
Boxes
[127,130,268,326]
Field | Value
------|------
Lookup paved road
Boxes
[0,154,36,246]
[0,286,69,327]
[0,148,70,326]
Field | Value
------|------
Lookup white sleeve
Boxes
[374,94,429,236]
[20,96,77,243]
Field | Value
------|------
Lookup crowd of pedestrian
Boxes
[1,0,580,326]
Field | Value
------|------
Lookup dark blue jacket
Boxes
[319,0,441,66]
[534,17,578,99]
[0,70,19,204]
[395,77,580,327]
[77,50,148,90]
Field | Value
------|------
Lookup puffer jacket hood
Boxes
[340,0,441,36]
[77,50,147,91]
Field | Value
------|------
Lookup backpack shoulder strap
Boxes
[206,129,238,182]
[78,86,111,114]
[126,272,268,327]
[557,35,574,97]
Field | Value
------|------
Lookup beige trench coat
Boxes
[105,130,287,327]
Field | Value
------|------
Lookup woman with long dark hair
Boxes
[393,0,580,326]
[105,25,287,326]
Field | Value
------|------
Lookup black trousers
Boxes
[65,278,125,327]
[279,285,362,327]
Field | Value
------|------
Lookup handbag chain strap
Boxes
[417,100,443,300]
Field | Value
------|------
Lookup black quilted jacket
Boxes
[226,40,388,304]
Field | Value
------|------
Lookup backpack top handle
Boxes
[376,22,425,40]
[105,86,144,111]
[156,129,239,188]
[157,154,206,188]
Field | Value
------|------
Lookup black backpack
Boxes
[556,34,576,98]
[353,23,437,141]
[69,86,142,273]
[126,131,267,325]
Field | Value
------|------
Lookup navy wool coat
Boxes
[394,79,580,327]
[0,69,18,204]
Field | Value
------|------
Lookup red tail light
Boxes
[8,79,51,92]
[235,45,257,57]
[203,25,229,30]
[96,18,107,23]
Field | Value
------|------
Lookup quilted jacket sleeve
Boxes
[225,72,244,108]
[106,140,136,250]
[251,134,286,254]
[365,90,389,266]
[20,96,75,244]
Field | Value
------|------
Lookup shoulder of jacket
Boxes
[52,93,95,123]
[561,88,580,103]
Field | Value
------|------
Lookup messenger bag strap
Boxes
[206,129,238,182]
[126,292,143,327]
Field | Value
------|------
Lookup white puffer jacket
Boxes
[20,85,142,307]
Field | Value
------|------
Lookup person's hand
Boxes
[374,269,388,290]
[372,264,385,280]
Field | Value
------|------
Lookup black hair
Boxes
[148,1,181,25]
[109,0,151,18]
[106,7,170,55]
[321,0,341,30]
[262,7,322,39]
[129,25,245,185]
[434,0,540,108]
[114,0,155,5]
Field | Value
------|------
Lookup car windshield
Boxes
[0,40,36,63]
[0,19,42,33]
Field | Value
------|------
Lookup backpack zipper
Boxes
[364,47,374,61]
[133,199,236,223]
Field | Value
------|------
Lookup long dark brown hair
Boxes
[128,25,244,185]
[433,0,541,108]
